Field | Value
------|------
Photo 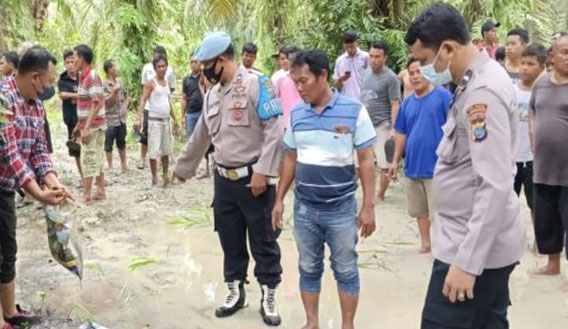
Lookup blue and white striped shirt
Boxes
[283,92,376,208]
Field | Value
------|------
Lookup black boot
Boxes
[260,284,281,326]
[215,280,247,318]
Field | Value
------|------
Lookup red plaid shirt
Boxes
[0,77,55,192]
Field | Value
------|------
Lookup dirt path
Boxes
[13,114,568,329]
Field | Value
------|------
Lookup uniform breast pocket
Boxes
[205,100,221,135]
[436,117,458,163]
[228,98,250,127]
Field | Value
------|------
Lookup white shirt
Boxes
[514,84,533,162]
[141,63,176,111]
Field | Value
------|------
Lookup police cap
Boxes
[194,32,232,62]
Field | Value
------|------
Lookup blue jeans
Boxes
[185,111,202,138]
[294,197,360,295]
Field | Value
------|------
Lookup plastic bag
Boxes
[78,321,110,329]
[44,200,83,279]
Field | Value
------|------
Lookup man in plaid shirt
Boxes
[0,46,68,329]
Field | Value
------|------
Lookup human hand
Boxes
[387,162,398,181]
[340,71,352,82]
[443,265,476,303]
[358,204,376,238]
[81,129,90,145]
[37,188,65,206]
[271,200,284,231]
[247,172,267,197]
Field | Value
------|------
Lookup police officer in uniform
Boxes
[173,32,284,326]
[405,4,525,329]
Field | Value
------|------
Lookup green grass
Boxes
[128,257,157,272]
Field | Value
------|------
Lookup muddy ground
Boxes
[12,111,568,329]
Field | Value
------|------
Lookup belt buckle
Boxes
[226,169,239,181]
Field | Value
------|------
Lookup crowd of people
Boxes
[0,1,567,329]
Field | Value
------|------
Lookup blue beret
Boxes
[194,32,232,61]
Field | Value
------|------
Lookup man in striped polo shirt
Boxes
[73,44,106,204]
[272,49,377,329]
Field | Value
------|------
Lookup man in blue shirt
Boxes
[272,49,376,329]
[388,57,451,254]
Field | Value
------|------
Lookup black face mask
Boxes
[203,58,224,85]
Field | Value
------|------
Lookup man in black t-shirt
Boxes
[57,49,82,178]
[181,54,203,139]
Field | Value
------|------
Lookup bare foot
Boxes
[532,264,561,276]
[197,172,210,180]
[93,193,106,201]
[419,245,431,254]
[300,324,319,329]
[162,174,170,187]
[122,166,131,173]
[83,196,92,205]
[152,177,158,186]
[375,195,385,205]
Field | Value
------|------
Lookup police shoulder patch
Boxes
[256,75,282,120]
[467,103,488,142]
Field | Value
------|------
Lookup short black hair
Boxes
[495,46,506,62]
[2,51,19,69]
[369,40,389,56]
[405,2,471,50]
[242,42,258,54]
[343,30,359,44]
[18,46,56,74]
[292,49,330,77]
[152,53,168,69]
[154,45,167,56]
[63,49,74,61]
[103,59,115,74]
[74,44,94,64]
[522,43,547,65]
[507,28,530,44]
[282,46,301,57]
[406,56,419,69]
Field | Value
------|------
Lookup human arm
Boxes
[354,105,377,237]
[172,113,211,182]
[135,81,153,130]
[250,76,285,196]
[59,92,78,101]
[271,150,297,231]
[81,75,104,143]
[333,57,350,90]
[181,94,188,128]
[388,132,406,180]
[388,101,407,180]
[529,89,536,153]
[389,75,402,135]
[58,79,78,101]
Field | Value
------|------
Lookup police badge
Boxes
[467,103,488,142]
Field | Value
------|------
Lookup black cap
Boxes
[481,21,500,35]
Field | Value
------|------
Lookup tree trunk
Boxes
[31,0,50,33]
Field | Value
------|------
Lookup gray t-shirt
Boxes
[360,67,401,126]
[530,73,568,187]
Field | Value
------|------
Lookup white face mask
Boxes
[420,47,453,86]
